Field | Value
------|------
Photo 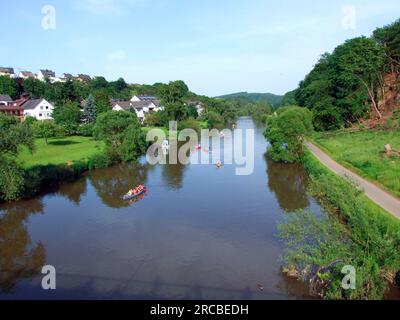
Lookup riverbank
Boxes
[278,149,400,299]
[310,129,400,197]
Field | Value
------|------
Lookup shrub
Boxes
[279,151,400,299]
[88,152,114,169]
[77,123,94,137]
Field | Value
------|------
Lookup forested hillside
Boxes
[217,92,283,107]
[286,18,400,131]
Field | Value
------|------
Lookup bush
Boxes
[77,123,94,136]
[88,152,114,169]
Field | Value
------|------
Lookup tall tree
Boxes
[160,80,189,104]
[0,76,18,98]
[83,94,97,124]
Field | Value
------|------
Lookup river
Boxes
[0,117,325,299]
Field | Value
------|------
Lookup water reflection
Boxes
[265,154,309,211]
[57,178,87,205]
[0,199,46,293]
[88,162,154,208]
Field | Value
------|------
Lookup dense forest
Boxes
[290,18,400,131]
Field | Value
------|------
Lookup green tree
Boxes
[110,77,128,92]
[0,114,35,201]
[252,101,272,123]
[373,19,400,74]
[163,102,188,123]
[0,76,18,98]
[332,37,385,119]
[83,94,97,124]
[93,90,111,114]
[23,77,46,99]
[93,111,139,150]
[160,80,189,104]
[32,120,64,145]
[264,106,313,163]
[203,110,224,129]
[91,76,109,90]
[120,124,147,162]
[52,102,82,135]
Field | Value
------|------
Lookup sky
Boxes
[0,0,399,96]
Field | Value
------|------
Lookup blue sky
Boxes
[0,0,399,96]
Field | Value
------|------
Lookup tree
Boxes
[163,102,188,123]
[83,94,97,124]
[120,124,147,162]
[52,102,82,135]
[203,110,224,129]
[264,106,313,163]
[23,77,45,99]
[32,120,64,145]
[252,101,272,123]
[332,37,385,119]
[110,77,128,92]
[0,114,35,201]
[91,76,108,90]
[93,111,139,150]
[93,89,111,114]
[373,19,400,74]
[160,80,189,104]
[187,105,199,119]
[0,76,18,98]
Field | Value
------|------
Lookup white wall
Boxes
[23,100,54,120]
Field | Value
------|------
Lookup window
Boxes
[41,106,44,110]
[39,113,42,117]
[46,106,49,110]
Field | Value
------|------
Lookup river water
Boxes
[0,117,326,299]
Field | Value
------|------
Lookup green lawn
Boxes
[18,136,105,168]
[311,130,400,197]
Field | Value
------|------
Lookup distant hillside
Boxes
[217,92,284,106]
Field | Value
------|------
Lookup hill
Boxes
[217,92,284,106]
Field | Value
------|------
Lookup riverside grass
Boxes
[278,150,400,300]
[18,136,104,168]
[311,129,400,197]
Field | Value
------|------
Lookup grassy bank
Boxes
[278,150,400,299]
[18,136,105,168]
[311,130,400,197]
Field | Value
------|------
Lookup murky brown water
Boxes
[1,117,397,300]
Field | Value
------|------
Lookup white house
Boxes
[0,67,15,78]
[112,101,148,123]
[18,71,36,79]
[21,99,54,120]
[131,95,158,102]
